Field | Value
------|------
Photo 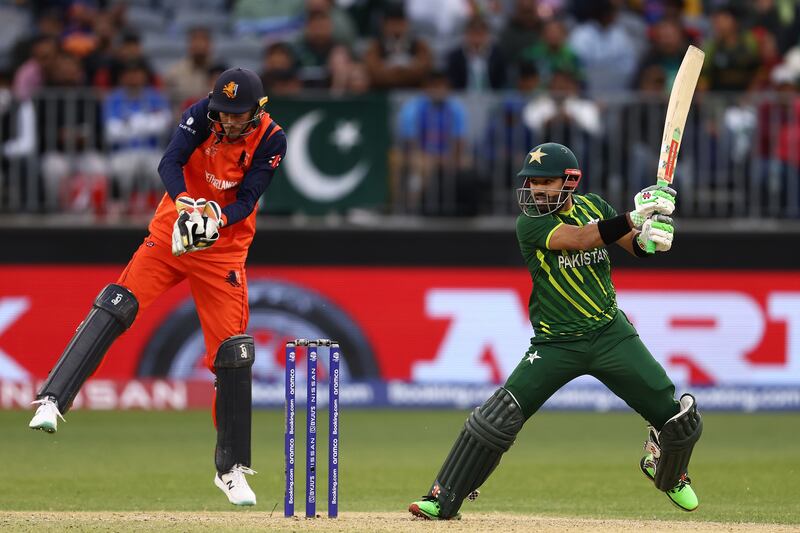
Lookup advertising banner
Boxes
[2,267,799,410]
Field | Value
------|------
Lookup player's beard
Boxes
[517,185,570,216]
[533,191,562,211]
[223,124,245,139]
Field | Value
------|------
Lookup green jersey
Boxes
[516,193,619,339]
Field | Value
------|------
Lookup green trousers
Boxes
[504,310,679,429]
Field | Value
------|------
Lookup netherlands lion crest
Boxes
[222,81,238,99]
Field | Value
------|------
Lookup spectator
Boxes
[480,61,540,201]
[104,59,172,214]
[634,18,689,91]
[364,2,433,90]
[624,64,670,194]
[268,68,304,96]
[406,0,472,49]
[260,42,303,96]
[407,0,472,36]
[1,69,37,209]
[293,9,340,88]
[396,70,469,214]
[699,6,761,93]
[306,0,358,47]
[164,27,215,106]
[747,0,800,55]
[38,53,107,213]
[260,42,296,83]
[782,44,800,85]
[7,9,63,74]
[92,31,157,89]
[498,0,541,65]
[328,45,371,95]
[520,18,581,86]
[569,0,640,95]
[61,2,99,59]
[521,68,601,145]
[749,23,782,91]
[757,65,800,215]
[346,62,371,95]
[179,63,228,110]
[83,12,117,87]
[12,35,58,101]
[445,15,507,92]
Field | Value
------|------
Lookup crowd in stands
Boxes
[1,0,799,216]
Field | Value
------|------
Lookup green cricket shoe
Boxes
[640,453,699,512]
[408,498,461,521]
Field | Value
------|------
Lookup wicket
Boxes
[285,339,340,518]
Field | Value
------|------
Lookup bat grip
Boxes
[646,179,671,254]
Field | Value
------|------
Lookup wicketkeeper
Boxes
[409,142,702,519]
[28,68,287,506]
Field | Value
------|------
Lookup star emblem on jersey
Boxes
[526,350,542,364]
[528,148,547,164]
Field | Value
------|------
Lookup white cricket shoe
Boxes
[29,396,65,433]
[215,465,257,506]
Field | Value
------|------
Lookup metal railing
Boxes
[2,89,798,220]
[389,91,800,219]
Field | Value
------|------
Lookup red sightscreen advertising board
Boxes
[2,266,799,391]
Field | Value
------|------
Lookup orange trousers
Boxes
[117,236,249,371]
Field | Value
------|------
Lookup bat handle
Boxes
[645,179,672,254]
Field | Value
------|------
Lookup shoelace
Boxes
[30,397,66,422]
[671,474,692,493]
[232,465,257,476]
[225,464,257,486]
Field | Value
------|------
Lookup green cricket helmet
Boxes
[516,142,582,217]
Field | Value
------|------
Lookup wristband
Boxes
[597,214,632,245]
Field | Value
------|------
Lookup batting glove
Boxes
[631,185,676,228]
[636,214,674,253]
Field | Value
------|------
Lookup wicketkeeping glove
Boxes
[636,214,674,253]
[630,185,676,228]
[171,196,205,256]
[193,198,223,250]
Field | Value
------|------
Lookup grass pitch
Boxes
[0,409,798,530]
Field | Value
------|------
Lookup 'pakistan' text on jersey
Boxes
[516,193,618,339]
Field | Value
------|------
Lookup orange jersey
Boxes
[150,98,286,262]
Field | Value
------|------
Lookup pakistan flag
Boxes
[263,95,390,214]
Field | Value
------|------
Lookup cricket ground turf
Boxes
[1,410,797,531]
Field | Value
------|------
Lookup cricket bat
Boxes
[647,45,705,253]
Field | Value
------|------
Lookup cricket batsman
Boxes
[409,142,702,519]
[28,68,286,506]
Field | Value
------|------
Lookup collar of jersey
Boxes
[558,204,576,216]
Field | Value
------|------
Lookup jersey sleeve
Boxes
[221,126,287,226]
[581,193,618,220]
[157,98,211,200]
[516,214,563,251]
